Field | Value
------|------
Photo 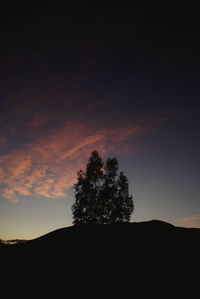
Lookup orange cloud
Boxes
[0,115,163,202]
[175,214,200,228]
[28,114,51,128]
[1,188,19,203]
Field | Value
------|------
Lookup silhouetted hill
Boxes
[2,220,200,298]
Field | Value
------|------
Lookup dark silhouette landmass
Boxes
[2,220,200,298]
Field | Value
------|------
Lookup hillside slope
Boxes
[2,220,200,298]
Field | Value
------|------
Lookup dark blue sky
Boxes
[0,2,200,239]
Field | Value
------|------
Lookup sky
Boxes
[0,2,200,240]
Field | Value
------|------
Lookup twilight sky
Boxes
[0,2,200,240]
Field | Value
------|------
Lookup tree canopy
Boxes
[72,150,134,225]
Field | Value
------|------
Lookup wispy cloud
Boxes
[0,119,147,202]
[0,92,166,202]
[175,214,200,228]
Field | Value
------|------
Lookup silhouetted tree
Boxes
[72,151,103,224]
[99,157,119,224]
[113,171,134,223]
[72,150,134,224]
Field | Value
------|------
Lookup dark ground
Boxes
[2,220,200,298]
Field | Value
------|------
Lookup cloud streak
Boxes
[0,92,166,202]
[0,119,146,202]
[175,214,200,228]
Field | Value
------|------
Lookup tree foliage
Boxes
[72,150,134,225]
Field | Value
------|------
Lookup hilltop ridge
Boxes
[2,220,200,299]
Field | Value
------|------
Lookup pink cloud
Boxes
[2,188,19,203]
[28,114,51,128]
[0,108,165,202]
[175,214,200,228]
